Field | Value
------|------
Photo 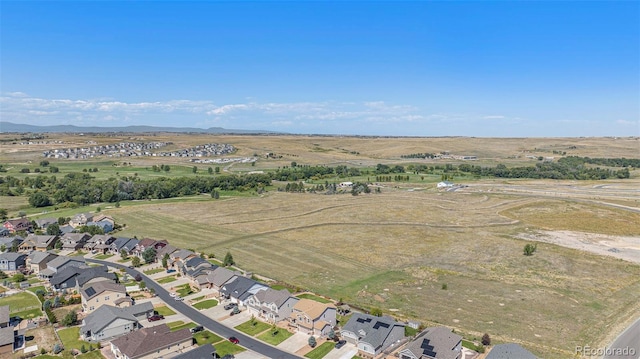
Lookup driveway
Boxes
[88,258,302,359]
[234,350,271,359]
[202,303,230,320]
[277,332,310,353]
[323,344,358,359]
[221,310,252,328]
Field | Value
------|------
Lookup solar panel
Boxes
[85,287,96,297]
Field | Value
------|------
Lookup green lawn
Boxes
[153,305,176,316]
[0,291,42,318]
[76,351,105,359]
[58,327,91,352]
[405,326,419,337]
[170,322,196,332]
[143,268,166,275]
[191,295,206,302]
[28,277,44,284]
[305,342,336,359]
[214,340,246,357]
[166,320,186,329]
[93,254,114,260]
[193,330,223,345]
[27,285,47,294]
[296,293,332,303]
[117,258,131,263]
[270,284,294,292]
[157,275,177,284]
[176,283,194,297]
[257,327,293,345]
[234,319,271,336]
[193,299,218,310]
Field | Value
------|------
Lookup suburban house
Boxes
[246,288,299,324]
[27,251,58,274]
[485,343,538,359]
[19,234,58,252]
[81,280,131,313]
[203,266,237,293]
[86,220,114,233]
[398,327,462,359]
[70,213,94,227]
[0,228,8,237]
[288,298,337,337]
[219,275,268,306]
[35,218,58,230]
[109,237,140,256]
[60,233,92,251]
[0,236,23,251]
[173,344,216,359]
[39,255,85,280]
[3,218,32,233]
[169,248,195,267]
[181,256,214,280]
[84,234,116,253]
[59,224,75,234]
[341,313,406,358]
[155,244,177,262]
[93,214,115,227]
[80,302,154,342]
[0,252,27,272]
[51,265,116,292]
[0,305,13,356]
[110,324,193,359]
[132,238,168,259]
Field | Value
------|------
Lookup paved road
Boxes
[87,258,302,359]
[604,317,640,359]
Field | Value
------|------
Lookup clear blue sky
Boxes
[1,1,638,136]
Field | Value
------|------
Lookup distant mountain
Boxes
[0,121,281,134]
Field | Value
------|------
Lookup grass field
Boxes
[143,268,166,275]
[0,292,42,319]
[193,330,223,345]
[157,275,177,284]
[3,134,640,358]
[57,327,91,352]
[214,340,246,356]
[296,293,332,303]
[234,319,272,336]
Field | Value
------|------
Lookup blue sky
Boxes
[1,1,638,137]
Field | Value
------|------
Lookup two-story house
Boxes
[288,298,337,337]
[70,213,94,228]
[80,302,154,342]
[60,233,92,251]
[109,237,140,256]
[0,252,27,272]
[110,324,193,359]
[3,218,32,234]
[85,234,116,254]
[219,275,268,306]
[246,288,299,324]
[19,234,58,252]
[81,280,131,313]
[341,313,405,358]
[50,265,116,292]
[0,305,14,356]
[27,251,58,274]
[39,255,85,280]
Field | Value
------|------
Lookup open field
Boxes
[2,134,640,358]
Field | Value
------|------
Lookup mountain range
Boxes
[0,121,281,134]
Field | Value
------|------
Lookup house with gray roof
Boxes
[35,218,57,230]
[27,251,58,274]
[60,233,91,250]
[82,280,130,313]
[204,266,238,293]
[399,327,462,359]
[110,324,193,359]
[220,275,268,305]
[39,255,85,279]
[173,343,216,359]
[246,288,299,324]
[0,305,13,356]
[19,234,58,252]
[341,313,406,357]
[155,244,177,262]
[51,265,116,292]
[109,237,139,255]
[84,234,116,253]
[81,302,154,342]
[59,224,75,234]
[0,236,23,252]
[0,252,27,272]
[0,228,9,237]
[70,213,93,227]
[485,343,538,359]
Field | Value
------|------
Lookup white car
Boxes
[175,296,184,301]
[170,292,177,297]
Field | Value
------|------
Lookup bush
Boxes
[308,336,316,348]
[524,243,537,256]
[481,333,491,346]
[53,343,63,354]
[80,344,87,353]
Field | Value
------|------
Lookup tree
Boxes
[0,208,7,221]
[55,239,63,250]
[215,166,220,173]
[12,273,25,283]
[120,249,129,259]
[131,256,141,267]
[47,223,60,236]
[481,333,491,346]
[53,343,63,354]
[162,253,169,268]
[40,160,50,167]
[29,192,51,207]
[139,281,146,290]
[523,243,537,256]
[142,247,157,264]
[308,336,316,348]
[223,251,235,267]
[0,245,5,253]
[370,307,383,317]
[58,217,67,225]
[192,166,198,173]
[61,310,77,326]
[328,328,335,340]
[208,167,213,174]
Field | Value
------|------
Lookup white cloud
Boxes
[616,119,638,126]
[483,115,506,120]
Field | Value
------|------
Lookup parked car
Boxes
[148,315,164,322]
[166,269,176,273]
[190,325,204,333]
[229,336,239,344]
[335,340,346,349]
[170,292,177,297]
[175,296,184,301]
[223,303,237,310]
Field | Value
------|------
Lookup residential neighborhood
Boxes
[0,212,536,359]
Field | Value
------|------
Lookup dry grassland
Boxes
[109,187,640,358]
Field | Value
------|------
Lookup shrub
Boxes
[524,243,537,256]
[53,343,63,354]
[481,333,491,346]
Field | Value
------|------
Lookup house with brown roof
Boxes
[132,238,167,259]
[3,218,32,233]
[288,298,337,337]
[70,213,94,227]
[399,327,462,359]
[60,233,91,251]
[110,324,193,359]
[81,280,131,313]
[246,288,299,324]
[19,234,58,252]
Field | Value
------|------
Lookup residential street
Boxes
[87,258,303,359]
